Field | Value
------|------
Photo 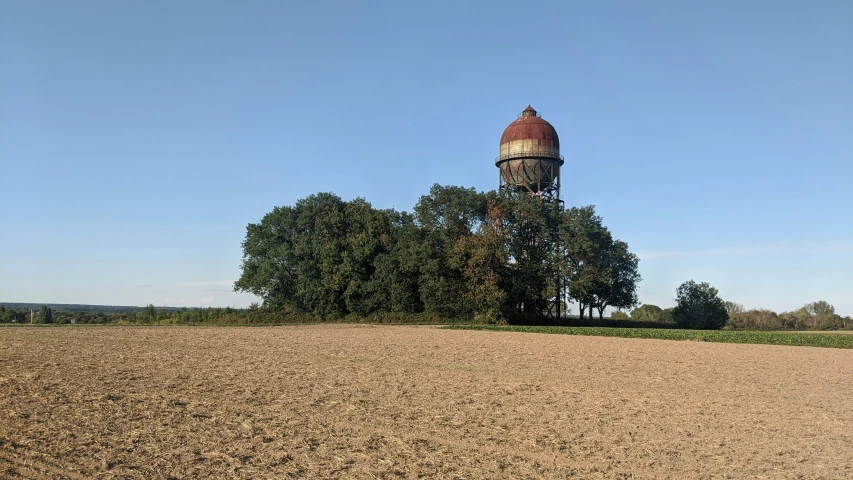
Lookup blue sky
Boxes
[2,1,851,315]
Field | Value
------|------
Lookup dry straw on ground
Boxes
[1,325,851,479]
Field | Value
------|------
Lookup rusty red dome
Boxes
[499,105,560,148]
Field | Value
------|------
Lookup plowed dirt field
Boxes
[1,325,851,479]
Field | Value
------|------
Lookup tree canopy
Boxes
[672,280,728,330]
[559,206,640,321]
[233,185,643,323]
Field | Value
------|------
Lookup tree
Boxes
[338,199,394,315]
[413,184,492,318]
[234,193,369,317]
[559,206,608,321]
[456,200,509,322]
[778,301,841,330]
[804,300,835,316]
[672,280,728,329]
[559,206,641,321]
[39,305,53,324]
[502,192,558,316]
[591,239,641,320]
[611,310,630,320]
[724,301,744,315]
[372,211,424,314]
[234,203,302,312]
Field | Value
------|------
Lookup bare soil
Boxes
[1,325,851,479]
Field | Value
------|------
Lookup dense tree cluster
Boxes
[234,184,642,323]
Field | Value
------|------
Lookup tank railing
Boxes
[495,150,564,163]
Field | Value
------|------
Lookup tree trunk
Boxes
[588,304,594,322]
[578,301,585,322]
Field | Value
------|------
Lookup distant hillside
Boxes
[0,303,188,315]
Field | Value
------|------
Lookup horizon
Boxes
[2,1,851,315]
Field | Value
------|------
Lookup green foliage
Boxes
[502,193,559,315]
[2,299,848,330]
[558,206,640,321]
[727,309,785,330]
[233,185,503,320]
[610,310,630,320]
[628,305,676,324]
[672,280,728,330]
[0,304,251,325]
[371,211,423,313]
[232,185,639,323]
[559,206,605,319]
[455,201,509,323]
[38,305,54,324]
[631,304,663,322]
[804,300,835,316]
[143,304,158,323]
[413,185,493,318]
[445,325,853,349]
[725,301,744,315]
[726,301,851,331]
[0,305,27,323]
[233,193,395,317]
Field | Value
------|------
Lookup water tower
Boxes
[496,105,563,203]
[497,105,565,318]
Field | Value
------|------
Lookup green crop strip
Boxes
[443,325,853,349]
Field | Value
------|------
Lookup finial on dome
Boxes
[522,105,537,117]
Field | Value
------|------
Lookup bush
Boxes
[610,311,630,320]
[727,309,785,330]
[630,304,663,322]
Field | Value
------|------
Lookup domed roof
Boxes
[500,105,560,148]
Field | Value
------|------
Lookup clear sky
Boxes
[2,1,851,315]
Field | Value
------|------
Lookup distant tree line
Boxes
[0,304,245,325]
[3,295,848,331]
[233,184,641,324]
[612,292,852,331]
[724,300,852,330]
[0,304,116,324]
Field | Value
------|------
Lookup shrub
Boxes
[727,309,784,330]
[630,304,663,322]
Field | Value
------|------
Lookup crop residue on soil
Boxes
[1,325,851,479]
